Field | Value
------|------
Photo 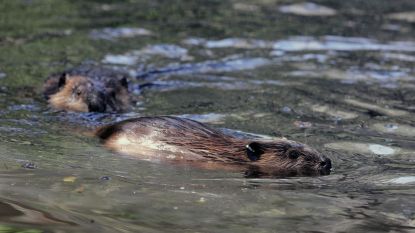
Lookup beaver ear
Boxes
[58,73,67,88]
[245,142,264,161]
[119,77,128,88]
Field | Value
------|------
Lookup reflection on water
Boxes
[387,11,415,23]
[325,141,401,156]
[103,44,192,65]
[386,176,415,184]
[272,36,415,52]
[133,56,270,78]
[0,0,415,232]
[89,27,153,41]
[279,2,337,16]
[182,36,415,51]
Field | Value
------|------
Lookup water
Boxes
[0,0,414,232]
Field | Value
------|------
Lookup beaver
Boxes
[43,72,130,113]
[96,116,332,177]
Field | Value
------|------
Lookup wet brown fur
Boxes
[96,116,331,177]
[48,76,90,112]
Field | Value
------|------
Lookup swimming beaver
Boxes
[96,116,332,177]
[43,72,130,112]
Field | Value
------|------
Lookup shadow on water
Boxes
[0,0,415,232]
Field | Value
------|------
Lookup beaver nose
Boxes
[88,92,107,112]
[320,158,332,172]
[89,103,106,112]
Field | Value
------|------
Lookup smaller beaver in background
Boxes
[96,116,332,177]
[43,71,130,113]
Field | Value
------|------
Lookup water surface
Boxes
[0,0,414,232]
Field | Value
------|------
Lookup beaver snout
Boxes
[87,91,107,112]
[319,157,332,175]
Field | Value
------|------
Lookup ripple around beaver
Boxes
[0,199,76,226]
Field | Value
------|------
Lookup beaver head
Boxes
[46,73,130,113]
[242,140,331,177]
[104,77,130,112]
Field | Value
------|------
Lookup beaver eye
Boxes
[245,142,264,161]
[288,150,301,160]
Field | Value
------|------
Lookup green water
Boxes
[0,0,414,232]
